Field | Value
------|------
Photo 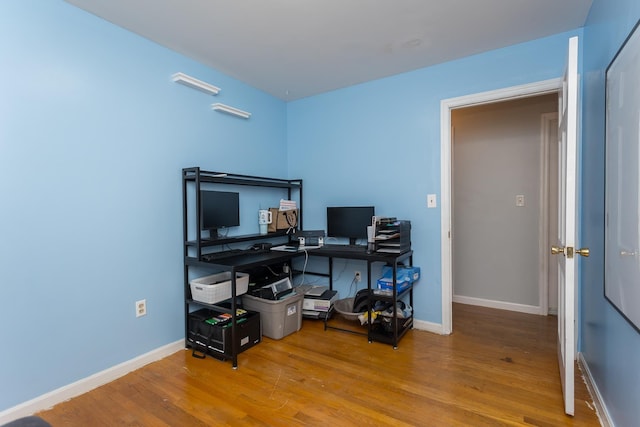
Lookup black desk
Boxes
[187,245,414,368]
[186,250,299,271]
[300,245,414,348]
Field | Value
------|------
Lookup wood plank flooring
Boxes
[37,304,601,426]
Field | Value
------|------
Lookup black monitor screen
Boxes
[200,190,240,236]
[327,206,375,245]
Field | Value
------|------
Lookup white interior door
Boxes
[553,35,584,417]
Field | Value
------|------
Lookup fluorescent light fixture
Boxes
[212,103,251,119]
[172,72,220,95]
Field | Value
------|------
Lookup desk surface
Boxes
[188,245,412,270]
[310,245,412,262]
[186,250,299,270]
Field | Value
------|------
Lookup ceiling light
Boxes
[172,72,220,95]
[212,103,251,119]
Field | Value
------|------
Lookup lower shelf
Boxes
[323,308,413,348]
[187,308,261,359]
[368,316,413,346]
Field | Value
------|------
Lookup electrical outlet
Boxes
[136,299,147,317]
[354,271,361,282]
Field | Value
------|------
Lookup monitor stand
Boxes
[204,228,224,240]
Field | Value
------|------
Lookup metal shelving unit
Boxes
[182,167,303,368]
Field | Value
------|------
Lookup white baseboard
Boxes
[0,340,184,425]
[413,318,447,335]
[578,352,613,427]
[453,295,543,315]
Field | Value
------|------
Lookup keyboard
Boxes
[201,249,245,261]
[323,244,366,252]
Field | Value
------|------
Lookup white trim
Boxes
[412,318,448,335]
[453,295,543,315]
[0,340,184,425]
[440,102,453,335]
[539,112,559,316]
[578,353,613,427]
[440,78,563,334]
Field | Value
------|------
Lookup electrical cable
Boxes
[348,276,359,297]
[297,249,309,285]
[264,265,279,276]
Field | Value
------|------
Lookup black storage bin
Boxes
[187,308,261,359]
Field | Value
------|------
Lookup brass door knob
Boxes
[551,246,565,255]
[576,248,590,257]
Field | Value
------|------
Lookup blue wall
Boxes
[581,1,640,425]
[287,30,580,323]
[3,0,637,423]
[0,1,286,411]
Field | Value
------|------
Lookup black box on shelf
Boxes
[187,308,261,358]
[374,220,411,254]
[378,315,413,334]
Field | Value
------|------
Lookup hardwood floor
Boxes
[37,304,601,426]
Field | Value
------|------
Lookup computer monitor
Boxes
[200,190,240,238]
[326,206,375,245]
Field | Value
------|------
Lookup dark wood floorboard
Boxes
[37,303,601,426]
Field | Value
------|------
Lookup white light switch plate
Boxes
[427,194,437,208]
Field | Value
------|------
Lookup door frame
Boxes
[541,111,560,316]
[440,78,562,335]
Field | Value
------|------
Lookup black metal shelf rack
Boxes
[182,167,303,368]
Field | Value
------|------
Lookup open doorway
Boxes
[439,79,562,335]
[451,95,558,316]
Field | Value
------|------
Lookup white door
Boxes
[553,36,588,416]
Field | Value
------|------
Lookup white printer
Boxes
[301,286,338,318]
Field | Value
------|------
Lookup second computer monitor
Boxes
[326,206,375,245]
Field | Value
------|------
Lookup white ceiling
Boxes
[65,0,592,101]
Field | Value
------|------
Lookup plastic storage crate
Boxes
[190,271,249,304]
[242,292,304,339]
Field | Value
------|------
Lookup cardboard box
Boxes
[376,266,420,292]
[268,208,299,232]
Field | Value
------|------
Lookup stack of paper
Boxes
[279,199,297,210]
